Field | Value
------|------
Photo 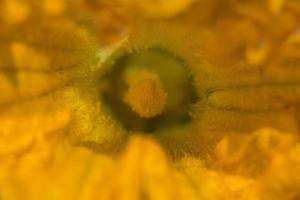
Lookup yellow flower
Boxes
[1,0,300,199]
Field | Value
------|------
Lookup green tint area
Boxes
[99,47,198,133]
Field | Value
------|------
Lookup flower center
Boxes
[124,70,167,118]
[99,47,198,133]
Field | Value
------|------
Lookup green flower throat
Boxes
[99,47,199,133]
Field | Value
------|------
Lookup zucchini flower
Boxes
[0,0,300,199]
